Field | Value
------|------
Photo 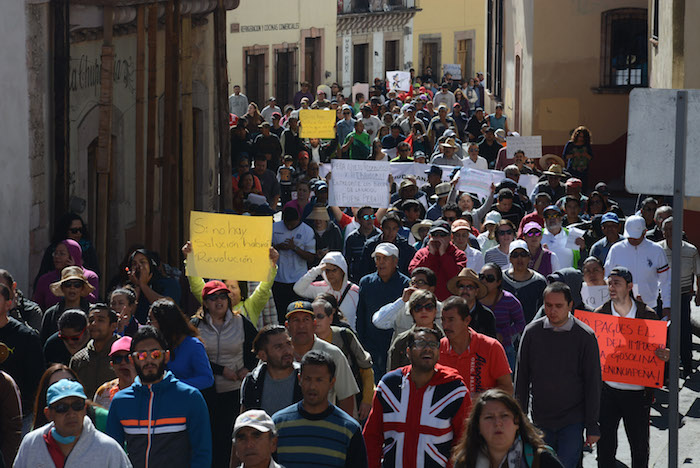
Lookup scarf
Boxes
[475,437,526,468]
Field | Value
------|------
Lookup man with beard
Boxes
[364,328,470,468]
[106,326,212,468]
[241,325,302,416]
[541,205,583,269]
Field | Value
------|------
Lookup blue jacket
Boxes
[167,336,214,390]
[106,371,212,468]
[356,270,410,357]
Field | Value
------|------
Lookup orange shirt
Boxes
[438,330,511,395]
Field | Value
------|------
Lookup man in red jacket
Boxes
[363,327,470,468]
[409,220,467,300]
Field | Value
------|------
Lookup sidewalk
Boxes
[582,302,700,467]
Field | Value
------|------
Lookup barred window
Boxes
[600,8,648,88]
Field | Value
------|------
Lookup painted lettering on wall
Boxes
[69,54,136,96]
[239,23,300,33]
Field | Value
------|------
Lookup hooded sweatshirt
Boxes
[33,239,99,310]
[293,251,360,330]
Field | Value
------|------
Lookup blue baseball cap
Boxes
[601,212,619,225]
[47,379,87,406]
[543,204,562,215]
[425,165,443,177]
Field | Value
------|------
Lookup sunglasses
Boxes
[361,214,377,221]
[525,230,542,237]
[51,400,86,414]
[510,251,530,259]
[132,349,165,361]
[497,229,514,236]
[68,227,83,234]
[411,339,440,350]
[431,231,450,238]
[479,273,497,283]
[61,280,85,289]
[59,327,87,342]
[205,292,229,301]
[110,354,130,365]
[413,303,436,312]
[410,278,428,287]
[544,213,561,220]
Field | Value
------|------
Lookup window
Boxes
[419,36,440,81]
[352,0,369,12]
[651,0,659,40]
[385,40,399,73]
[245,50,267,106]
[600,8,648,88]
[353,43,369,83]
[275,48,297,108]
[486,0,504,98]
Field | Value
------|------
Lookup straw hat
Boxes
[539,154,565,170]
[411,219,433,240]
[447,268,488,298]
[542,164,565,177]
[49,266,94,297]
[307,205,330,221]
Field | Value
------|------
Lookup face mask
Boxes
[51,427,77,445]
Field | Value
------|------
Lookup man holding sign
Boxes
[592,266,668,468]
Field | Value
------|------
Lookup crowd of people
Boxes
[0,70,697,468]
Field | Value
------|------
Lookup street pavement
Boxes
[582,302,700,467]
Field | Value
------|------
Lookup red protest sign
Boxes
[574,310,667,388]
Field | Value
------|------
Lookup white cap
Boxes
[372,242,399,259]
[483,211,502,226]
[233,410,275,438]
[624,215,646,239]
[509,239,529,256]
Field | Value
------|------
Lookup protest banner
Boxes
[351,82,369,102]
[565,226,586,250]
[505,136,542,159]
[456,168,505,202]
[580,284,610,310]
[299,109,336,139]
[328,160,390,208]
[186,211,272,282]
[386,71,411,92]
[443,64,462,80]
[519,174,539,198]
[574,310,667,388]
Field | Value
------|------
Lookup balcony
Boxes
[339,0,415,15]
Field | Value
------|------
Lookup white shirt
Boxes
[542,228,574,268]
[606,301,645,391]
[272,221,316,283]
[359,115,382,139]
[605,238,671,308]
[462,155,488,170]
[465,245,485,272]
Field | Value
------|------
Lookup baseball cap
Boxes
[509,239,530,256]
[609,266,633,284]
[523,221,543,234]
[429,220,451,236]
[543,205,562,215]
[595,182,610,195]
[285,300,314,319]
[47,379,87,406]
[233,410,276,438]
[483,211,502,226]
[624,215,646,239]
[109,336,132,356]
[425,165,443,177]
[271,112,282,119]
[202,280,230,298]
[565,178,582,188]
[600,212,619,225]
[372,242,399,259]
[451,219,471,232]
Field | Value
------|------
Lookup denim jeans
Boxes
[542,422,584,468]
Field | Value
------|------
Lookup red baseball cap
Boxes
[109,336,132,356]
[202,280,230,298]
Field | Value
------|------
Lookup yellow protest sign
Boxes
[186,211,272,282]
[299,109,336,139]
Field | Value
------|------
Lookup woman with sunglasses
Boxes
[478,263,525,369]
[39,266,94,344]
[484,220,518,270]
[35,213,100,286]
[191,281,259,468]
[34,239,99,311]
[312,297,374,421]
[521,221,560,277]
[32,364,108,432]
[148,298,214,391]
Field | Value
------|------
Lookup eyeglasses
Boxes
[68,227,83,234]
[110,354,129,365]
[132,349,165,361]
[411,339,440,350]
[205,292,229,301]
[468,148,479,153]
[510,251,530,259]
[410,278,428,287]
[479,273,497,283]
[61,280,85,289]
[497,229,514,236]
[361,214,377,221]
[51,400,86,414]
[456,283,478,291]
[413,303,436,312]
[59,327,87,342]
[525,230,541,237]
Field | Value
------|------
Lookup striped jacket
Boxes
[106,371,212,468]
